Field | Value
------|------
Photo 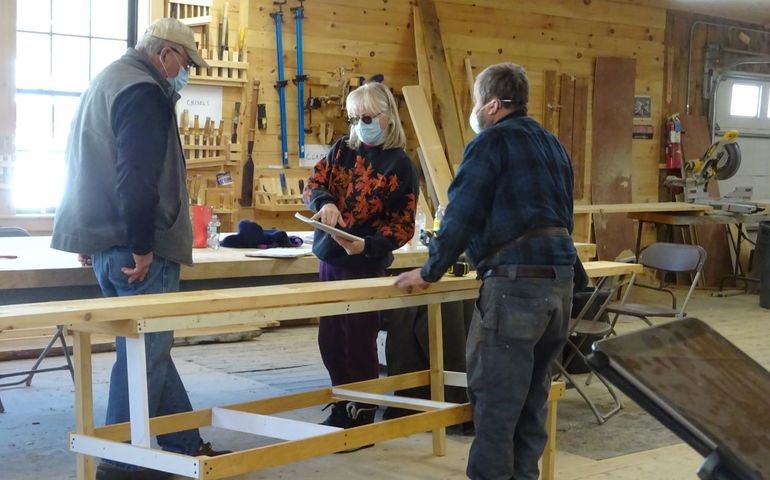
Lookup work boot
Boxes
[335,402,377,453]
[194,440,231,457]
[320,401,353,428]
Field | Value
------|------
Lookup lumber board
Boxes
[418,0,466,172]
[572,76,589,200]
[558,74,575,157]
[591,57,637,260]
[412,6,432,105]
[543,70,558,133]
[573,202,710,214]
[403,85,453,206]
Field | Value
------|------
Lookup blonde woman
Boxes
[303,82,419,432]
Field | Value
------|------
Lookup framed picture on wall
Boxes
[634,95,652,119]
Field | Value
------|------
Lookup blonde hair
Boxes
[346,82,406,150]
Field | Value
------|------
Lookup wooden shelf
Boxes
[189,49,248,87]
[179,15,211,27]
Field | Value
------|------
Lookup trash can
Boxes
[755,221,770,309]
[563,288,610,374]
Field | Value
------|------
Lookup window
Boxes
[14,0,130,212]
[729,83,761,118]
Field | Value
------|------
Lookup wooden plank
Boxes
[416,147,440,210]
[677,115,732,287]
[572,76,589,200]
[591,57,637,260]
[418,0,466,172]
[403,85,453,206]
[574,202,711,214]
[543,70,558,133]
[558,74,575,157]
[412,6,432,105]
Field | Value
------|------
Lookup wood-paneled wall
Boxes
[234,0,668,207]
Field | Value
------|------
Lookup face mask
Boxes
[161,50,189,92]
[355,120,385,145]
[469,100,495,134]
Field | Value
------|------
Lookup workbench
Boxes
[0,260,638,480]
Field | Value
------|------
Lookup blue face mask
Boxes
[171,67,189,92]
[355,119,385,145]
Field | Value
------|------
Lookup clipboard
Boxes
[294,212,364,242]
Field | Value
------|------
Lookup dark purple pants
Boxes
[318,261,386,387]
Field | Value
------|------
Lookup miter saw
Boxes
[664,130,763,214]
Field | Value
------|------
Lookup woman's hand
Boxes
[332,235,365,255]
[311,203,346,227]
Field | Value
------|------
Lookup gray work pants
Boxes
[466,266,573,480]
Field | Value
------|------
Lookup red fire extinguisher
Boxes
[664,113,683,169]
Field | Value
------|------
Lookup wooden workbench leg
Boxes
[125,334,151,447]
[541,397,558,480]
[73,331,95,480]
[427,303,446,456]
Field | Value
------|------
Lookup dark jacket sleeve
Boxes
[111,83,171,255]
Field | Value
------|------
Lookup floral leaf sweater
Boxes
[303,137,419,269]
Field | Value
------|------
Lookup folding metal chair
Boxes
[604,242,707,333]
[554,273,629,424]
[0,227,74,413]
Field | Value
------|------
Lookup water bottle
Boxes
[433,204,446,231]
[413,208,426,247]
[207,214,221,250]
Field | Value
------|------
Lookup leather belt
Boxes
[482,265,556,280]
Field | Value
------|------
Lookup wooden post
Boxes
[73,331,95,480]
[427,303,446,456]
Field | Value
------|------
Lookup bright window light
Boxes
[14,0,129,213]
[729,83,761,117]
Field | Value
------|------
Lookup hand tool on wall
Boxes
[240,79,260,206]
[220,2,229,59]
[238,26,246,61]
[231,102,241,144]
[270,1,290,171]
[291,0,307,163]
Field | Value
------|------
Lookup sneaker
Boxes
[96,463,172,480]
[194,441,231,457]
[334,402,377,453]
[346,402,377,428]
[320,401,353,428]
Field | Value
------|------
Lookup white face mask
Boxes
[469,100,495,134]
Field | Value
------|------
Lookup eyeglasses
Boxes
[348,113,383,125]
[169,48,195,70]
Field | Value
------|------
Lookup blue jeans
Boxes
[92,247,200,464]
[466,266,573,480]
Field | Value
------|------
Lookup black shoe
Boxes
[96,463,172,480]
[194,440,231,457]
[346,402,377,428]
[320,401,353,428]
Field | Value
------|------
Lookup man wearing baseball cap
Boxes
[52,18,224,480]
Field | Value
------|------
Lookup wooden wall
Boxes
[233,0,667,211]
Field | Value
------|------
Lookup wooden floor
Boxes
[0,288,767,479]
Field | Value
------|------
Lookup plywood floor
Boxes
[0,289,767,479]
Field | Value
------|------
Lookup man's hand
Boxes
[311,203,346,227]
[77,254,92,267]
[394,268,431,294]
[121,252,153,284]
[332,235,365,255]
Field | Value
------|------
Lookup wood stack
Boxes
[191,48,248,85]
[167,0,212,27]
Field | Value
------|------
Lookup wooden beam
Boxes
[412,6,432,105]
[558,74,575,156]
[542,70,558,133]
[417,0,466,172]
[428,303,446,456]
[73,332,95,480]
[572,76,589,200]
[403,85,453,206]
